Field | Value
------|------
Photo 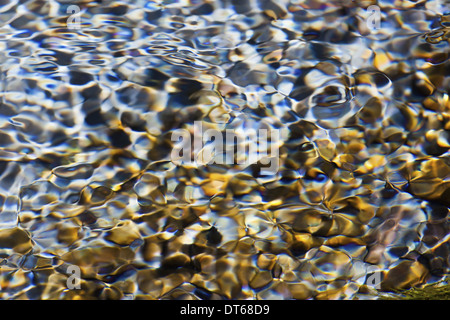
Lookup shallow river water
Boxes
[0,0,449,300]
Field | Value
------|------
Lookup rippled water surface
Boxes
[0,0,449,300]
